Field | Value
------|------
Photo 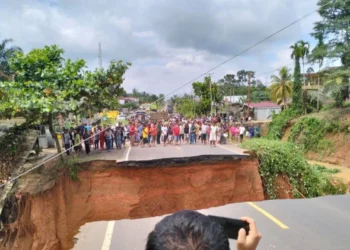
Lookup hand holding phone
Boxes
[208,215,250,240]
[237,217,262,250]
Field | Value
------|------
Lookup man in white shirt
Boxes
[161,125,168,146]
[179,123,185,144]
[239,124,246,143]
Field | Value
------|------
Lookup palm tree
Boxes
[0,38,22,80]
[298,40,310,86]
[290,42,303,111]
[269,67,293,106]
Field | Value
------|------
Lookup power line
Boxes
[150,0,333,103]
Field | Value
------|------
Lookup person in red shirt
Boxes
[173,123,180,145]
[150,123,158,147]
[129,122,136,146]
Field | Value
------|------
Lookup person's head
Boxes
[146,210,229,250]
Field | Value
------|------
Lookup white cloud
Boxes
[0,0,322,95]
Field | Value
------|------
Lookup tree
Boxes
[298,40,310,85]
[0,45,130,153]
[269,67,293,106]
[307,67,314,73]
[192,76,222,115]
[0,38,22,81]
[312,0,350,67]
[290,42,303,112]
[310,0,350,107]
[308,36,327,111]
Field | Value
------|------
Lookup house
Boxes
[223,95,246,104]
[118,97,140,105]
[302,66,339,90]
[244,101,281,121]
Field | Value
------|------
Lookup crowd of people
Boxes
[61,115,262,155]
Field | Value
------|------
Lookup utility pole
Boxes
[247,72,251,118]
[206,72,214,117]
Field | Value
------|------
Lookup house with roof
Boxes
[244,101,281,121]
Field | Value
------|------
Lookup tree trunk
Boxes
[48,113,62,154]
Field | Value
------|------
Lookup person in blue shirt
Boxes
[85,124,91,133]
[249,124,255,138]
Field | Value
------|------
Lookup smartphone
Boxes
[208,215,250,240]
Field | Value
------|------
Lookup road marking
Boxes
[125,145,131,161]
[103,146,131,249]
[247,202,289,229]
[101,221,115,250]
[176,146,181,150]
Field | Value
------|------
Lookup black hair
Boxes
[146,210,229,250]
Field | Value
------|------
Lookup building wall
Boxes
[255,107,281,120]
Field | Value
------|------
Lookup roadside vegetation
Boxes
[242,139,346,199]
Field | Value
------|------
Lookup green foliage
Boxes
[265,108,298,140]
[0,38,22,81]
[67,156,80,181]
[0,125,28,180]
[313,164,340,174]
[288,117,338,153]
[312,0,350,67]
[242,139,346,199]
[290,42,304,112]
[269,66,292,105]
[192,76,223,115]
[121,102,138,110]
[0,45,130,153]
[129,88,164,106]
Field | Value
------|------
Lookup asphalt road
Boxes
[73,143,350,250]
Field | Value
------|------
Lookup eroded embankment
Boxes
[3,155,271,250]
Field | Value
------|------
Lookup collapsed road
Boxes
[1,144,349,250]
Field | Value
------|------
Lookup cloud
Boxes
[0,0,321,95]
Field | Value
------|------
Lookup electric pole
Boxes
[206,72,214,117]
[247,72,251,118]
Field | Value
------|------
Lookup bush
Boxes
[288,117,339,153]
[265,108,298,140]
[242,139,346,199]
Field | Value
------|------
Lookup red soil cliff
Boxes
[6,155,264,250]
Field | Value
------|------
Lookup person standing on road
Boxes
[157,121,162,145]
[190,122,196,144]
[94,127,100,150]
[209,123,218,147]
[141,123,149,148]
[150,123,157,147]
[168,124,174,145]
[161,123,168,146]
[184,123,189,144]
[105,128,112,151]
[63,129,71,155]
[83,128,91,155]
[201,122,208,145]
[74,129,82,154]
[173,123,180,145]
[239,124,246,143]
[179,122,184,144]
[129,122,136,147]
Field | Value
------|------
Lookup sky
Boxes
[0,0,334,97]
